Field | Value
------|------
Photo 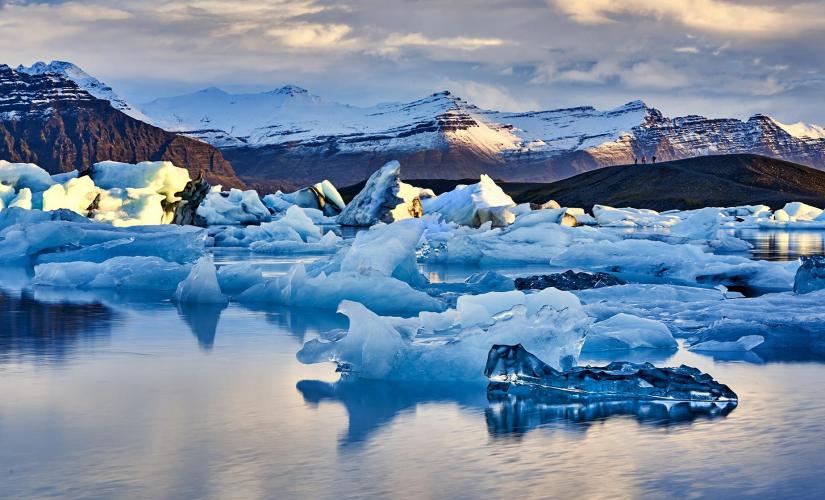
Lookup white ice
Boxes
[582,313,677,351]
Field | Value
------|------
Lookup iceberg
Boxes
[210,205,341,253]
[197,188,271,226]
[592,205,680,227]
[551,238,796,289]
[581,313,677,351]
[0,209,206,266]
[421,175,516,227]
[337,161,430,226]
[485,344,738,402]
[33,256,190,291]
[689,335,765,352]
[174,255,227,304]
[0,160,55,192]
[263,180,346,217]
[296,288,591,381]
[794,255,825,294]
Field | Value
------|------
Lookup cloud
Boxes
[549,0,825,36]
[383,33,506,51]
[266,23,355,49]
[674,46,699,54]
[442,80,539,112]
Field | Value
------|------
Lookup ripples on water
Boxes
[1,230,825,498]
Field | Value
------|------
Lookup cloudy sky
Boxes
[2,0,824,122]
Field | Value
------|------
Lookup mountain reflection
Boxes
[0,288,116,363]
[297,377,737,447]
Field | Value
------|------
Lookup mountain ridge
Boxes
[0,64,243,188]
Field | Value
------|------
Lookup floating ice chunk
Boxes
[0,212,207,266]
[174,255,227,304]
[340,218,423,278]
[582,313,677,351]
[689,335,765,352]
[422,175,515,227]
[794,255,825,294]
[238,264,443,315]
[592,205,680,227]
[41,176,99,214]
[91,161,190,203]
[780,202,823,221]
[33,256,191,290]
[297,290,591,381]
[552,238,796,289]
[249,230,341,254]
[485,344,738,402]
[263,180,346,217]
[337,161,428,226]
[197,188,271,225]
[0,160,55,192]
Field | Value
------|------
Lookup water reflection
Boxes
[297,376,736,448]
[485,394,736,439]
[0,288,116,363]
[176,303,226,350]
[734,228,825,261]
[297,378,486,448]
[245,304,347,343]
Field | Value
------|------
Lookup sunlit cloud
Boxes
[549,0,825,36]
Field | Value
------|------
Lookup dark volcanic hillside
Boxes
[516,154,825,211]
[0,65,242,188]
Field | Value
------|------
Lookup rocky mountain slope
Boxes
[516,154,825,211]
[0,64,242,188]
[141,85,825,188]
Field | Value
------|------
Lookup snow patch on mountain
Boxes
[16,60,150,122]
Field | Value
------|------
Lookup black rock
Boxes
[514,270,624,291]
[171,171,211,226]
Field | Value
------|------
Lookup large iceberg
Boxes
[421,175,516,227]
[239,218,441,314]
[296,287,591,381]
[0,208,206,266]
[337,161,431,226]
[485,344,738,402]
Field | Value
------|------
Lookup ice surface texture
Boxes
[794,255,825,294]
[485,344,737,402]
[337,161,428,226]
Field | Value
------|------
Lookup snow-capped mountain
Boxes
[139,86,825,187]
[16,60,151,122]
[0,64,241,187]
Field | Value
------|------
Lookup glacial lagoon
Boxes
[2,230,825,499]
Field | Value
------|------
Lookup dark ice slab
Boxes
[514,270,624,291]
[485,344,738,402]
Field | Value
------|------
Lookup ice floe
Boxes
[297,287,591,381]
[337,161,431,226]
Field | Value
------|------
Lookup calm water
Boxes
[1,229,825,499]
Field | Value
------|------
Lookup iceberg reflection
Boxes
[485,393,737,438]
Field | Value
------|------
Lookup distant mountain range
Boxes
[139,79,825,189]
[4,60,825,192]
[0,62,242,188]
